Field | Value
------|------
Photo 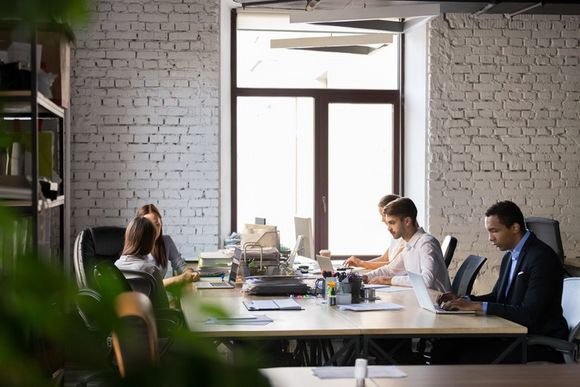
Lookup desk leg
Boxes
[322,338,358,366]
[365,337,398,365]
[492,336,526,364]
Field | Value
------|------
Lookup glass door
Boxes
[320,102,396,257]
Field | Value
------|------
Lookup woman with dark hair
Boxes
[137,204,199,287]
[114,216,161,278]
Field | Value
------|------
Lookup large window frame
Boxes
[230,11,404,256]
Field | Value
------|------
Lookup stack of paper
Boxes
[313,366,407,379]
[243,298,303,311]
[204,315,273,326]
[338,303,403,312]
[198,250,233,269]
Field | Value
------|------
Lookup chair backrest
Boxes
[452,255,487,297]
[93,261,169,310]
[562,277,580,341]
[525,217,565,263]
[441,235,458,268]
[74,226,126,289]
[112,292,159,378]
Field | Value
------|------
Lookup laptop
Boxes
[196,257,239,289]
[408,271,475,314]
[286,235,303,268]
[316,255,334,273]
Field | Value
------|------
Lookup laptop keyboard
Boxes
[210,282,230,287]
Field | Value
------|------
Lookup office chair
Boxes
[528,277,580,363]
[441,235,458,268]
[73,226,126,289]
[525,217,565,263]
[67,292,159,386]
[112,292,159,378]
[451,255,487,297]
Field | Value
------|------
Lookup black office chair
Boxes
[93,261,173,315]
[525,217,565,263]
[528,277,580,363]
[451,255,487,297]
[112,292,159,378]
[73,226,126,289]
[441,235,458,268]
[68,292,160,386]
[91,262,182,355]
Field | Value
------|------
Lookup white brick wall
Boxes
[428,14,580,293]
[70,0,220,257]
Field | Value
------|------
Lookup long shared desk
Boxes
[180,284,527,364]
[261,364,580,387]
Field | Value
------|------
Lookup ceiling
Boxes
[235,0,580,16]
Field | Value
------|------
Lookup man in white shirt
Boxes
[363,197,451,293]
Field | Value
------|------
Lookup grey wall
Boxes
[427,14,580,292]
[70,0,220,257]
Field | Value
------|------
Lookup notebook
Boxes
[243,298,303,311]
[196,257,239,289]
[408,271,475,314]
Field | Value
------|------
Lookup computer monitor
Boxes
[294,216,315,259]
[254,217,266,225]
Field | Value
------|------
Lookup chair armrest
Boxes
[527,335,576,353]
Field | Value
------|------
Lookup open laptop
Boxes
[315,255,334,273]
[408,271,475,314]
[196,257,239,289]
[285,235,303,268]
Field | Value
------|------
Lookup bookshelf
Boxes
[0,28,70,269]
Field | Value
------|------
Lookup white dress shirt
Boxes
[366,228,451,292]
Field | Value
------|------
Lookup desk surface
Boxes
[180,285,526,338]
[261,364,580,387]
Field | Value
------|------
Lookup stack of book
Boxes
[198,250,234,277]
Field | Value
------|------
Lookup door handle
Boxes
[322,195,327,214]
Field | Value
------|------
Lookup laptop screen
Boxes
[286,235,303,267]
[228,257,240,284]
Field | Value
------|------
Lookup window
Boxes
[233,12,401,256]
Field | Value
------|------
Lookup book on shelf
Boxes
[0,175,31,200]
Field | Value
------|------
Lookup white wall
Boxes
[404,22,428,231]
[428,14,580,293]
[70,0,221,257]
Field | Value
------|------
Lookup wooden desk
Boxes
[181,286,527,364]
[181,288,359,338]
[261,364,580,387]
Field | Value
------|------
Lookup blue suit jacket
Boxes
[471,233,568,338]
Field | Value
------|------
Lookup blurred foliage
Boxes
[0,1,270,386]
[0,0,91,42]
[0,0,90,25]
[0,205,271,386]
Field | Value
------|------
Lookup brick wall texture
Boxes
[70,0,220,257]
[428,14,580,293]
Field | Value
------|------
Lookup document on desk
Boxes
[338,303,403,312]
[243,299,303,311]
[313,366,407,379]
[204,314,273,325]
[375,285,413,293]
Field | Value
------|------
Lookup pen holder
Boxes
[314,278,326,298]
[350,276,362,304]
[336,293,352,305]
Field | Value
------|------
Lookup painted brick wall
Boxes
[70,0,220,257]
[428,14,580,293]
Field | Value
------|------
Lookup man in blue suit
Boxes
[435,200,568,363]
